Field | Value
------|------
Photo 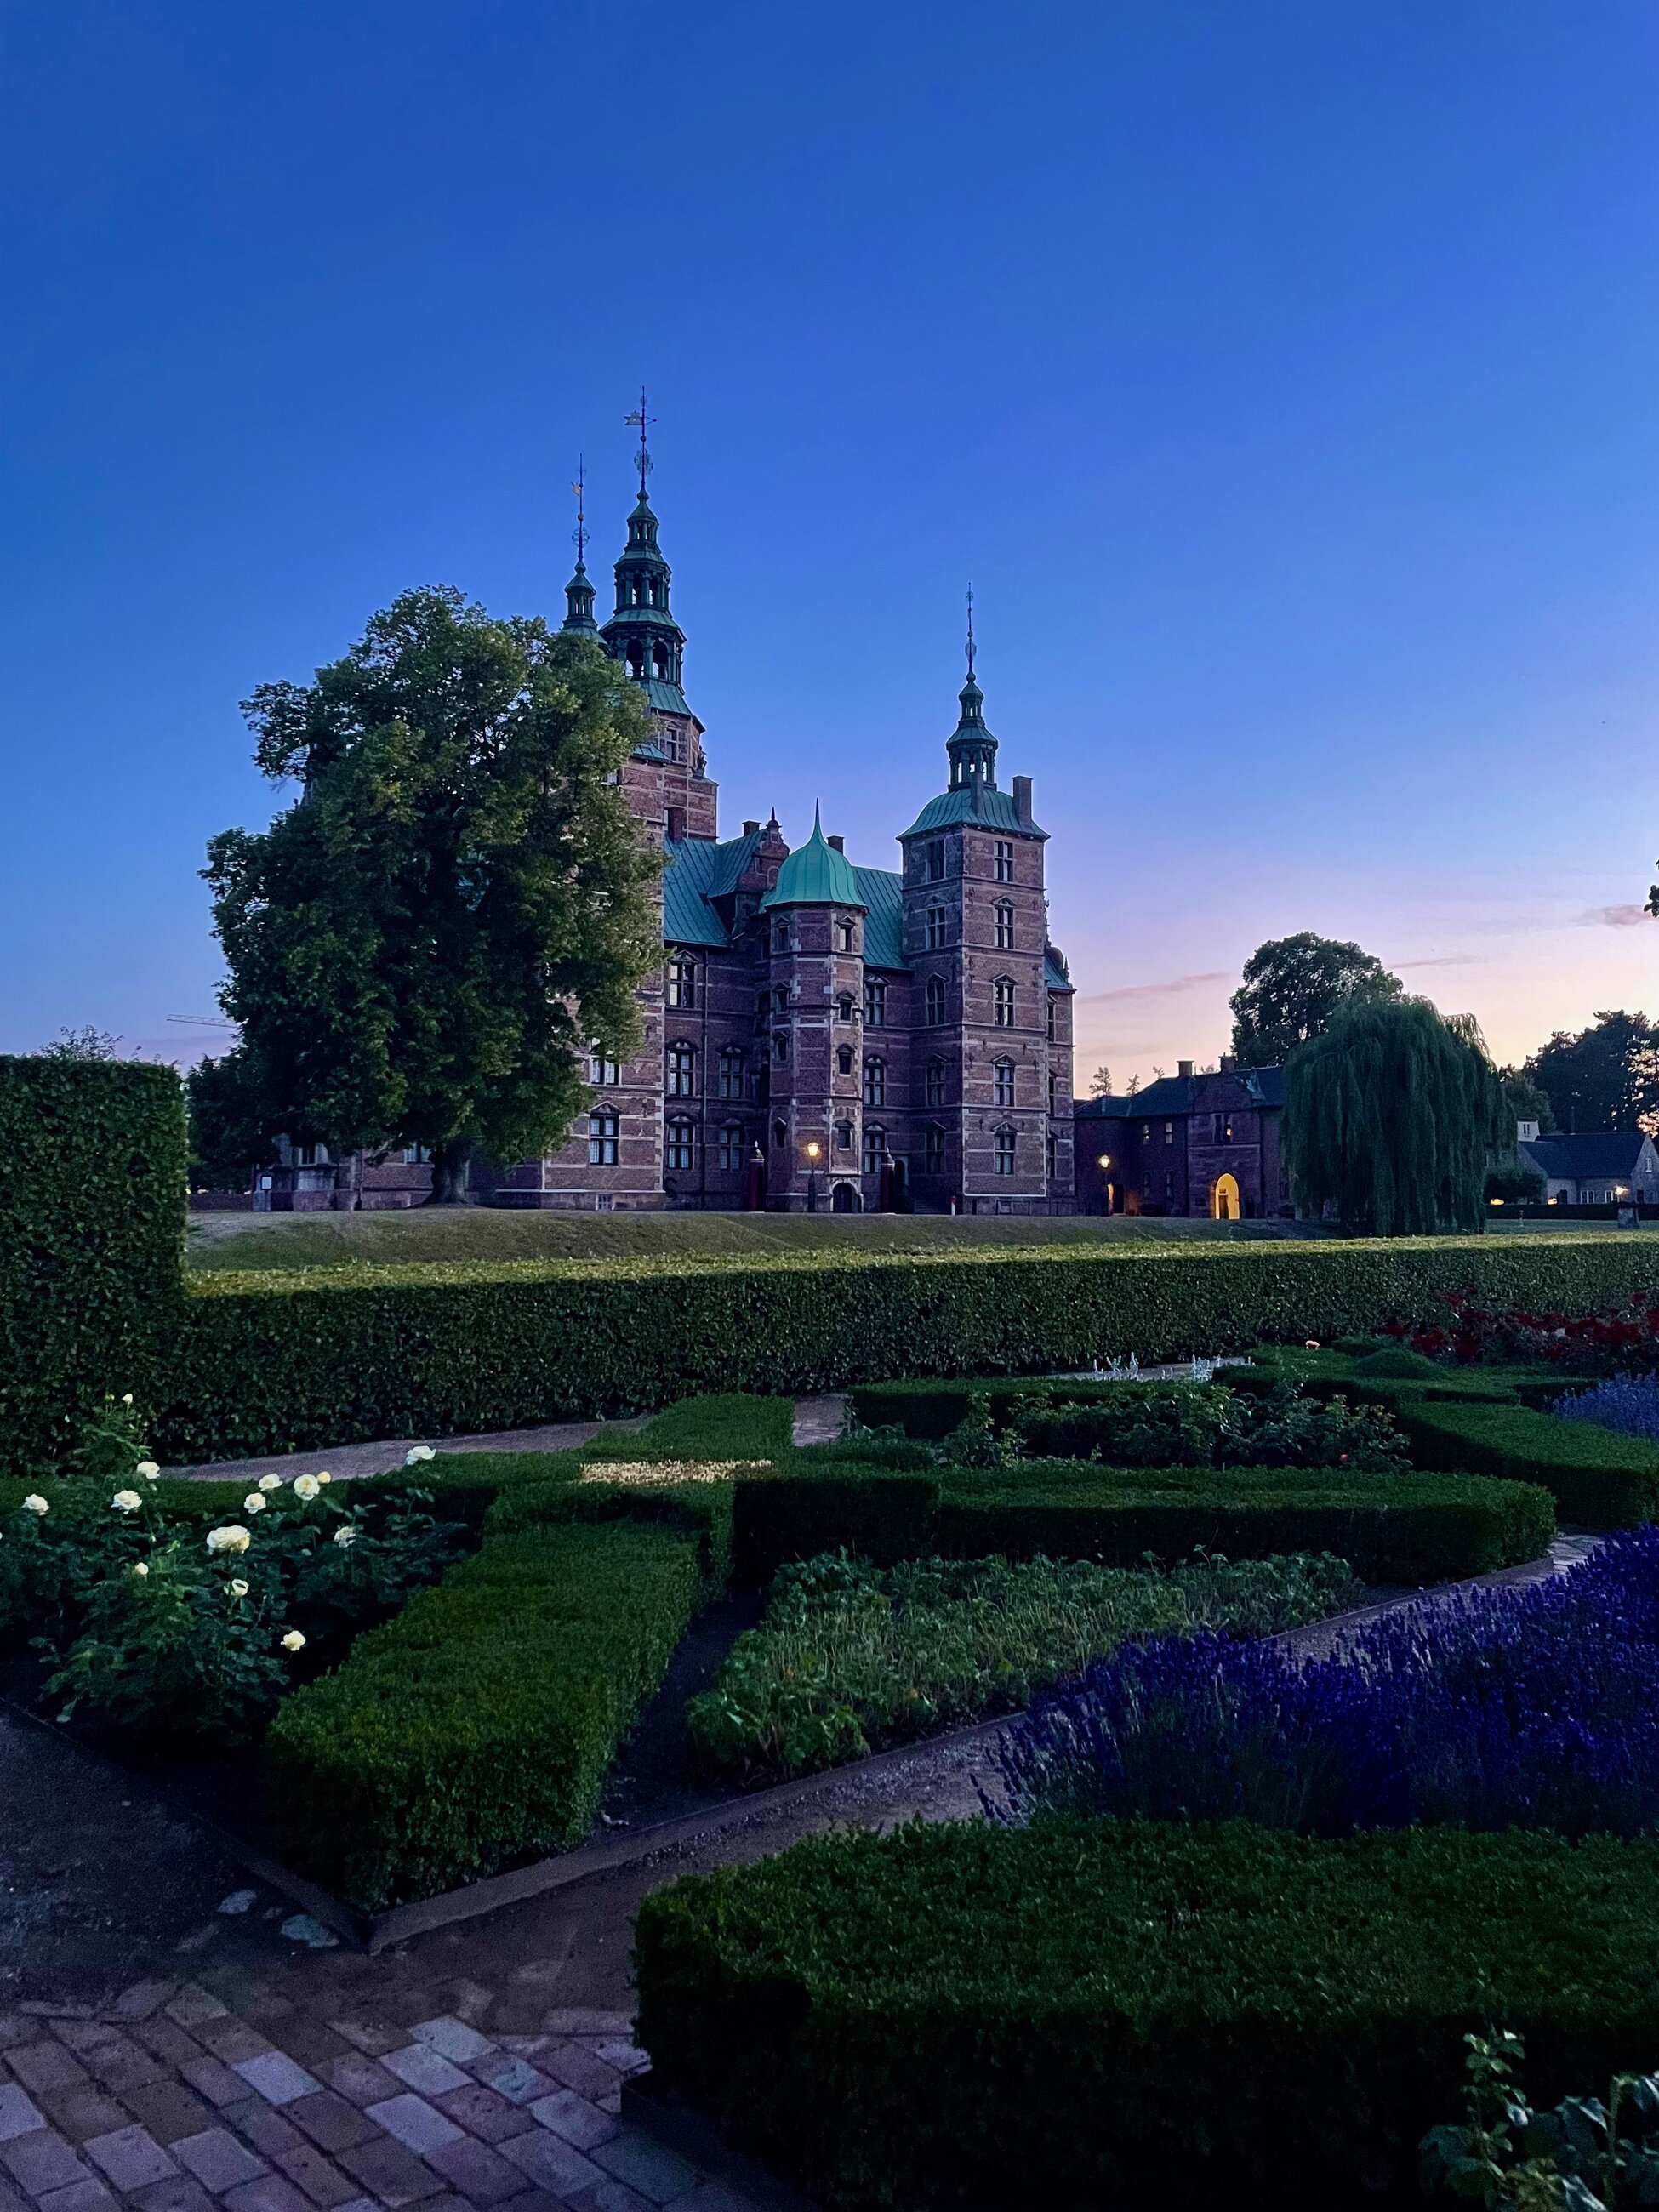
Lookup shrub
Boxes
[1394,1291,1659,1375]
[1421,2028,1659,2209]
[485,1468,735,1591]
[0,1058,187,1477]
[687,1549,1361,1783]
[1011,1382,1410,1472]
[633,1816,1659,2210]
[265,1521,702,1909]
[994,1528,1659,1841]
[157,1236,1659,1462]
[732,1473,940,1584]
[1554,1375,1659,1448]
[1393,1401,1659,1527]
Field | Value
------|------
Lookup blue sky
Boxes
[2,0,1655,1082]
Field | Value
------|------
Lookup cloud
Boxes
[1394,954,1483,971]
[1075,970,1231,1007]
[1579,904,1647,929]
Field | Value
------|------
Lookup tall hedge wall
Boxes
[156,1233,1659,1461]
[0,1058,187,1476]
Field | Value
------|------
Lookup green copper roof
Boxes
[899,783,1047,841]
[852,866,906,969]
[761,811,867,912]
[1044,946,1070,990]
[662,830,762,947]
[635,676,693,715]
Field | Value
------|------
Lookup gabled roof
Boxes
[662,830,761,947]
[761,815,868,912]
[899,783,1046,841]
[1076,1064,1287,1120]
[1520,1132,1651,1179]
[853,867,906,970]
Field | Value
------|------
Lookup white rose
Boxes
[281,1629,306,1652]
[333,1525,356,1548]
[405,1445,436,1465]
[111,1490,142,1514]
[316,1471,331,1485]
[293,1474,320,1502]
[136,1461,160,1480]
[132,1560,149,1579]
[206,1525,250,1555]
[242,1492,266,1514]
[229,1577,249,1596]
[121,1393,134,1406]
[22,1496,48,1516]
[258,1474,283,1492]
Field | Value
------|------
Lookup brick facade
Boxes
[1075,1063,1287,1220]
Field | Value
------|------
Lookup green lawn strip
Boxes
[634,1817,1659,2211]
[265,1520,703,1912]
[1390,1400,1659,1527]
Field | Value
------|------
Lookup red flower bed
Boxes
[1379,1291,1659,1372]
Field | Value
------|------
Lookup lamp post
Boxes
[805,1139,821,1214]
[1097,1152,1111,1218]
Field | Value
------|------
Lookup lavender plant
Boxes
[1554,1375,1659,1447]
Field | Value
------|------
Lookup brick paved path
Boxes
[0,1982,761,2212]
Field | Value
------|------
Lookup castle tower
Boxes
[756,811,869,1209]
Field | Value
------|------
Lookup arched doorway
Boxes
[831,1181,861,1212]
[1211,1172,1241,1222]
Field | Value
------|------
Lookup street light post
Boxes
[805,1139,820,1214]
[1097,1152,1112,1218]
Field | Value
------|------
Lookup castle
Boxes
[258,447,1077,1216]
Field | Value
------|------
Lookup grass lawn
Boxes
[185,1206,1331,1272]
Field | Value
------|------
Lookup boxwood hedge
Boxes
[155,1234,1659,1461]
[634,1816,1659,2210]
[1391,1400,1659,1528]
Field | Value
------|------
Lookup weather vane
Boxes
[624,387,654,496]
[570,454,588,569]
[966,584,976,679]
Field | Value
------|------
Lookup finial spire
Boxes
[624,387,655,499]
[561,454,599,635]
[966,584,975,680]
[571,455,588,572]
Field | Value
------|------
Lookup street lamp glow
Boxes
[805,1141,821,1161]
[1097,1154,1111,1170]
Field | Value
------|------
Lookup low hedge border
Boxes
[634,1816,1659,2210]
[153,1234,1659,1462]
[1391,1401,1659,1528]
[265,1519,703,1911]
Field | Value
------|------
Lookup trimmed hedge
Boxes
[485,1472,736,1591]
[1392,1400,1659,1528]
[728,1459,1551,1588]
[635,1816,1659,2211]
[0,1058,187,1477]
[265,1521,702,1910]
[156,1234,1659,1461]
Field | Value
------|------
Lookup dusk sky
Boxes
[2,1,1655,1086]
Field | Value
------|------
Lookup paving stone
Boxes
[108,1985,178,2025]
[0,2021,37,2055]
[233,2055,320,2109]
[269,2142,359,2209]
[315,2058,400,2113]
[592,2044,648,2078]
[82,2125,179,2192]
[163,1993,230,2033]
[173,2129,271,2192]
[118,2082,216,2146]
[408,2021,494,2067]
[1,2127,91,2194]
[132,2024,206,2074]
[222,2175,315,2212]
[130,2175,216,2212]
[0,2088,45,2145]
[283,2096,373,2156]
[493,2038,550,2060]
[234,1997,299,2031]
[0,2180,27,2212]
[322,2022,404,2061]
[362,2096,463,2157]
[5,2050,86,2100]
[33,2094,128,2150]
[589,2133,699,2207]
[194,2022,273,2070]
[33,2181,117,2212]
[499,2128,606,2198]
[467,2057,546,2107]
[540,2047,621,2104]
[325,2200,379,2212]
[429,2087,535,2146]
[537,2013,632,2040]
[565,2183,655,2212]
[224,2106,305,2161]
[528,2092,616,2153]
[335,2135,446,2207]
[426,2136,526,2205]
[492,2192,571,2212]
[177,2057,246,2111]
[379,2050,469,2100]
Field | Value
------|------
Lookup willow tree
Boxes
[1281,997,1508,1235]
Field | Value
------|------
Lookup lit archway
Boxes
[1211,1172,1241,1222]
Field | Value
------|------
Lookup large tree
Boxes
[194,588,662,1200]
[1281,996,1508,1235]
[1229,932,1402,1068]
[1525,1012,1659,1135]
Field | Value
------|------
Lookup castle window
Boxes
[292,1144,330,1166]
[1165,1120,1175,1145]
[837,1044,854,1076]
[924,1124,946,1173]
[835,1120,853,1151]
[772,1119,788,1149]
[863,1124,887,1175]
[774,983,790,1011]
[994,1126,1017,1176]
[925,975,947,1026]
[837,992,855,1021]
[772,919,792,954]
[1214,1114,1237,1143]
[667,958,697,1009]
[994,903,1015,949]
[864,1058,886,1108]
[587,1111,619,1166]
[1047,1129,1058,1183]
[718,1047,744,1100]
[1046,995,1057,1043]
[994,1058,1015,1109]
[925,905,946,950]
[1164,1170,1174,1200]
[665,1119,696,1172]
[864,978,887,1027]
[1142,1124,1151,1143]
[589,1045,620,1086]
[993,977,1016,1028]
[925,1057,946,1108]
[666,1044,696,1098]
[718,1124,745,1173]
[926,840,946,882]
[1047,1071,1058,1116]
[774,1031,790,1063]
[402,1143,431,1164]
[835,917,855,954]
[994,840,1014,884]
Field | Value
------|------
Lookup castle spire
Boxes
[562,456,598,635]
[600,395,692,716]
[946,587,997,790]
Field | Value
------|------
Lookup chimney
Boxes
[743,818,760,835]
[1177,1059,1194,1079]
[826,834,844,852]
[1012,775,1033,827]
[1219,1054,1237,1074]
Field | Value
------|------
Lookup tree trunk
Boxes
[425,1138,474,1205]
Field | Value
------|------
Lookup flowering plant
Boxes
[1382,1291,1659,1375]
[64,1392,157,1485]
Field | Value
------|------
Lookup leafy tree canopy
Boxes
[1229,932,1402,1068]
[191,588,663,1200]
[1498,1069,1555,1136]
[38,1028,123,1061]
[1088,1065,1114,1097]
[1525,1011,1659,1137]
[1282,996,1508,1235]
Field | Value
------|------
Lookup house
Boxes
[1514,1125,1659,1207]
[1075,1061,1288,1219]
